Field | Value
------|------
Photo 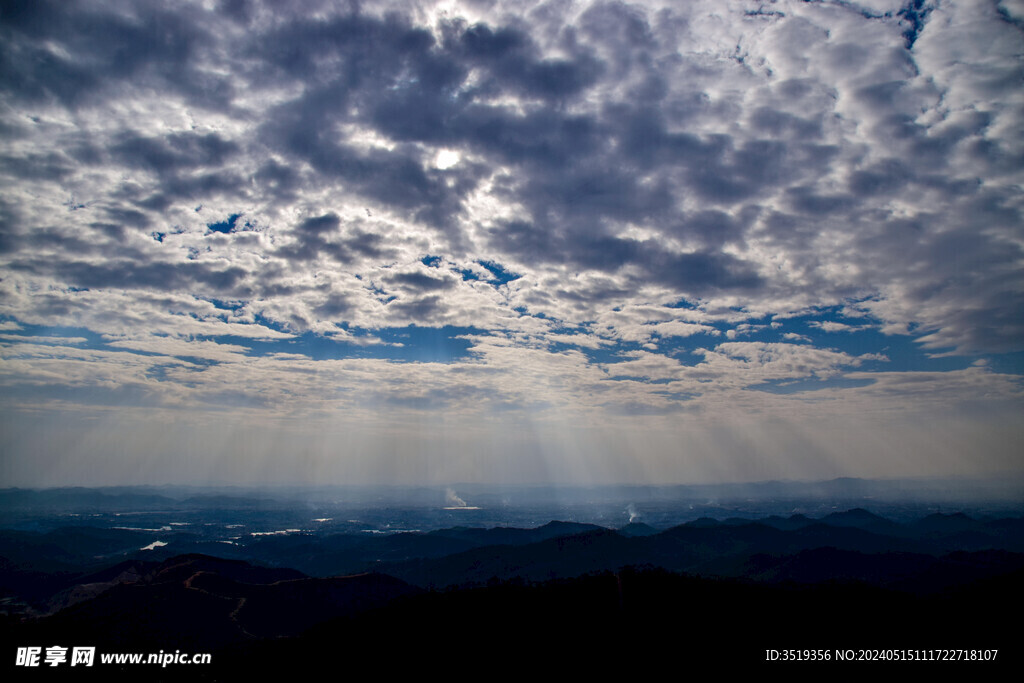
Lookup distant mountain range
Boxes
[4,476,1023,513]
[3,507,1020,676]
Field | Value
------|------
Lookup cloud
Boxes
[0,0,1021,485]
[809,321,862,333]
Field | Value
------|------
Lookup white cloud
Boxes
[0,0,1020,485]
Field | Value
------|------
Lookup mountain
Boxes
[819,507,902,534]
[23,554,420,651]
[4,509,1023,677]
[617,522,659,536]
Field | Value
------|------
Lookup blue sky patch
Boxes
[207,213,241,234]
[745,376,877,394]
[198,325,482,364]
[477,260,521,285]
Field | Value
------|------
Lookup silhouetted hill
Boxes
[0,488,177,512]
[214,566,1018,678]
[618,522,658,536]
[684,517,721,528]
[237,521,606,576]
[757,514,815,530]
[914,512,983,534]
[430,520,604,545]
[819,507,901,534]
[4,511,1023,679]
[709,547,940,585]
[242,530,478,576]
[0,527,153,568]
[374,520,1023,592]
[22,555,419,652]
[44,559,159,614]
[146,554,305,585]
[388,528,643,588]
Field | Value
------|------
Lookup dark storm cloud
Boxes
[298,214,339,234]
[847,159,912,198]
[445,107,606,169]
[671,209,756,247]
[386,271,456,292]
[158,173,247,205]
[264,104,479,227]
[313,292,353,319]
[277,213,395,265]
[453,22,603,99]
[0,0,1020,353]
[12,258,247,294]
[785,187,857,216]
[110,132,239,175]
[103,207,150,228]
[241,13,483,227]
[22,227,100,255]
[0,199,23,254]
[579,1,655,62]
[253,159,301,201]
[0,0,230,109]
[520,161,675,222]
[245,11,613,228]
[2,2,775,268]
[388,294,446,320]
[250,12,436,84]
[649,250,763,291]
[490,220,762,295]
[0,151,75,181]
[748,106,823,139]
[345,230,390,259]
[88,223,128,242]
[852,211,1024,352]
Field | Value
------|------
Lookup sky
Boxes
[0,0,1022,487]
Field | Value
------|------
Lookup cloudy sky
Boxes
[1,0,1022,487]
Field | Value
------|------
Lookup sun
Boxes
[435,149,461,169]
